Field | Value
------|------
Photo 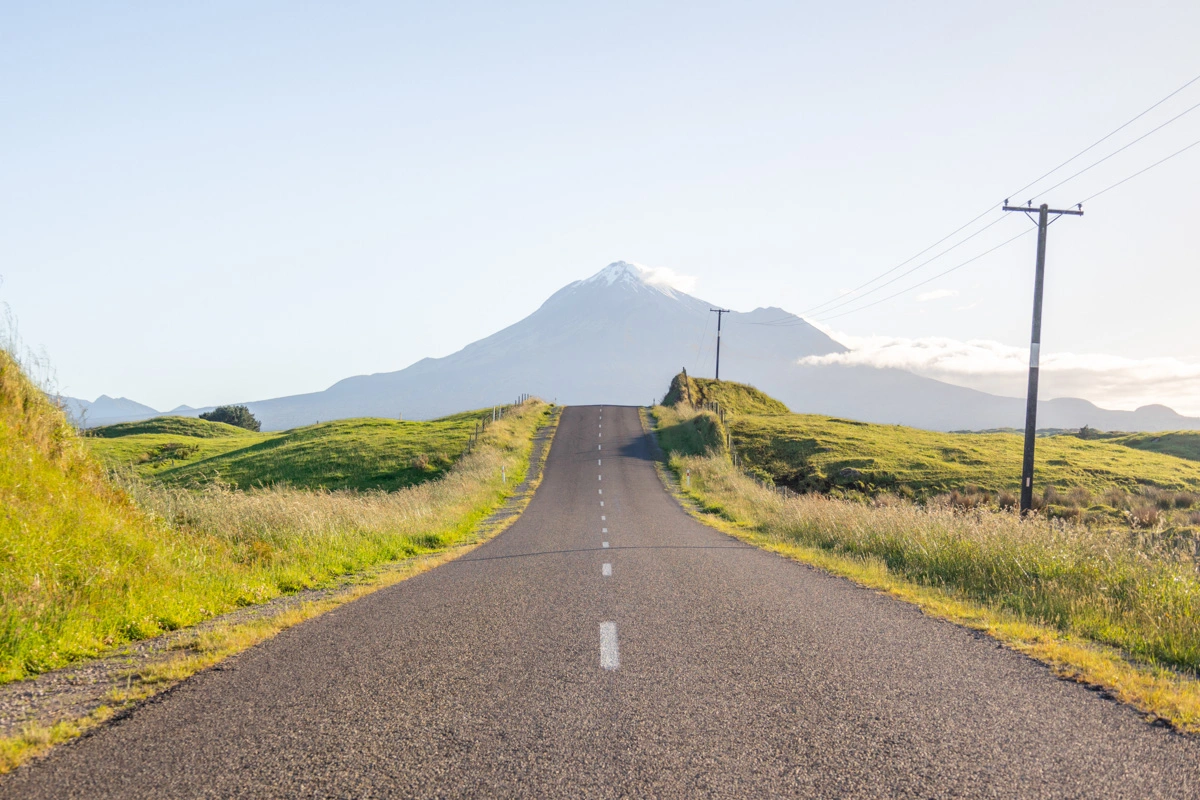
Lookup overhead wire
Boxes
[1075,134,1200,205]
[814,228,1036,322]
[1029,97,1200,202]
[819,128,1200,324]
[790,71,1200,320]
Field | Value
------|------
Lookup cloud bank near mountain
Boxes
[801,334,1200,416]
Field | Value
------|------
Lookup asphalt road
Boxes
[5,406,1200,798]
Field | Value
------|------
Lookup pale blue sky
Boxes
[3,1,1199,412]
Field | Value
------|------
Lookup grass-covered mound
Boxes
[663,371,789,415]
[89,416,250,439]
[89,410,496,492]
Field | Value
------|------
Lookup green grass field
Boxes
[654,374,1200,528]
[731,414,1200,497]
[88,410,497,492]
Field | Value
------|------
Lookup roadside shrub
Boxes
[997,491,1018,511]
[1129,504,1161,529]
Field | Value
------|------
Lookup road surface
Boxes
[5,405,1199,798]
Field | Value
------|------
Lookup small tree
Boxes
[200,404,261,432]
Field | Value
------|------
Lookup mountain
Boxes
[170,261,1198,433]
[56,395,160,427]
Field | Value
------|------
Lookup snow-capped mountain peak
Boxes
[573,260,697,300]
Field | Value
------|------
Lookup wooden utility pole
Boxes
[710,308,731,380]
[1002,200,1083,515]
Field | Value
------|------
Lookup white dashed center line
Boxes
[602,563,612,577]
[600,501,604,507]
[602,542,609,548]
[602,528,608,533]
[601,515,606,521]
[599,489,603,495]
[598,474,602,480]
[598,459,602,466]
[599,623,619,670]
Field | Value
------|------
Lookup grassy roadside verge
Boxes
[3,374,550,682]
[0,407,560,773]
[643,406,1200,733]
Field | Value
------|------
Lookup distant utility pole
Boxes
[1002,200,1083,515]
[710,308,731,381]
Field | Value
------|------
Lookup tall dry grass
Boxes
[674,452,1200,673]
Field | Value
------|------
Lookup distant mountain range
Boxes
[67,261,1200,433]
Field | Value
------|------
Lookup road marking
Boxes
[600,501,604,506]
[598,474,602,480]
[602,528,607,533]
[602,563,612,577]
[600,623,619,670]
[598,459,602,466]
[598,445,602,451]
[598,489,602,495]
[601,515,606,520]
[602,542,609,548]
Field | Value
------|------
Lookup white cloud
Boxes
[801,333,1200,416]
[916,289,958,302]
[632,262,698,293]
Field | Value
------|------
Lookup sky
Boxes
[3,1,1199,414]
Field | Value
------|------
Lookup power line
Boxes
[814,228,1035,322]
[743,214,1013,328]
[814,129,1200,325]
[1076,134,1200,205]
[1029,97,1200,202]
[795,206,999,316]
[1007,71,1200,202]
[805,216,1011,317]
[794,70,1200,317]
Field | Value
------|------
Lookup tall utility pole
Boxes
[710,308,731,380]
[1002,200,1083,515]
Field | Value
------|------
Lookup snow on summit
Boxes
[578,261,698,295]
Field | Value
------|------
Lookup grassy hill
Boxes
[656,373,1200,526]
[1110,431,1200,463]
[88,410,497,491]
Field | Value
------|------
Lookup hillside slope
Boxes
[0,350,193,678]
